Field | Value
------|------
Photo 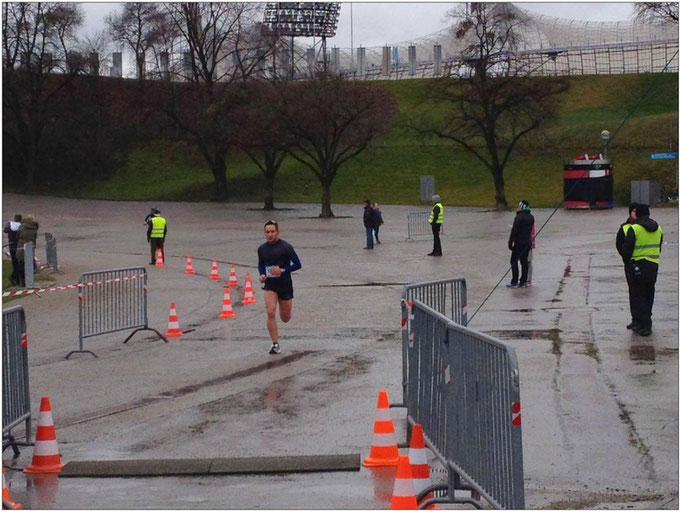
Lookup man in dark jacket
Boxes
[4,214,22,285]
[615,203,639,329]
[147,208,167,265]
[621,204,663,336]
[428,194,443,256]
[506,200,535,288]
[363,200,375,250]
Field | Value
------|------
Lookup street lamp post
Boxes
[600,129,610,159]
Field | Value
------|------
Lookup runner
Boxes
[257,221,302,354]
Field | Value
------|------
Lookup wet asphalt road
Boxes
[1,194,678,509]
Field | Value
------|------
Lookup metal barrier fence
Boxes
[406,212,444,240]
[68,267,167,359]
[44,232,61,274]
[400,281,524,509]
[23,242,35,288]
[2,306,32,457]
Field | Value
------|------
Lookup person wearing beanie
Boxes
[428,194,443,256]
[621,203,663,336]
[146,208,167,265]
[506,200,534,288]
[616,203,640,330]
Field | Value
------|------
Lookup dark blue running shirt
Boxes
[257,239,301,284]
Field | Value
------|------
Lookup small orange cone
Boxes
[228,264,239,287]
[218,286,236,318]
[362,390,400,467]
[409,424,440,508]
[24,397,65,474]
[3,467,22,508]
[165,302,183,338]
[155,248,164,267]
[241,272,256,305]
[209,259,221,280]
[390,455,419,509]
[184,255,195,274]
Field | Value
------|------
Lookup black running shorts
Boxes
[263,277,294,301]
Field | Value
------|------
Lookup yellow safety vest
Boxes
[429,202,444,224]
[150,216,166,238]
[630,223,662,263]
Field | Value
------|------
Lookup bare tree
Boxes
[634,3,679,23]
[106,3,166,81]
[280,76,396,218]
[149,2,275,200]
[414,3,568,210]
[3,2,85,190]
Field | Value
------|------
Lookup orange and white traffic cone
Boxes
[165,302,182,338]
[209,259,221,280]
[241,272,256,305]
[409,424,440,508]
[390,455,419,509]
[3,467,22,508]
[218,286,236,318]
[155,248,164,267]
[228,264,239,287]
[24,397,65,474]
[184,255,195,274]
[362,390,400,467]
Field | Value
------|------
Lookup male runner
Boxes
[257,221,302,354]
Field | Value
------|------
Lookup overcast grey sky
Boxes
[81,2,636,49]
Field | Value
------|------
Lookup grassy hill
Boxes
[79,73,678,208]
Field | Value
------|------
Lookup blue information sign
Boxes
[650,152,677,159]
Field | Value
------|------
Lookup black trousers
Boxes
[9,249,19,285]
[628,260,658,329]
[510,244,530,285]
[624,264,635,321]
[431,224,442,254]
[150,238,165,263]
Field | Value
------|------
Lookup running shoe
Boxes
[269,342,281,354]
[505,283,519,288]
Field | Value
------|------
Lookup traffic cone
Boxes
[409,424,440,508]
[218,286,236,318]
[3,467,22,508]
[24,397,65,474]
[390,455,419,509]
[228,264,239,287]
[165,302,182,338]
[184,255,195,274]
[155,248,164,267]
[362,390,400,467]
[209,259,221,280]
[241,272,256,305]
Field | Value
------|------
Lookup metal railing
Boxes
[407,212,444,240]
[400,280,524,509]
[68,267,167,359]
[2,306,32,456]
[44,232,61,274]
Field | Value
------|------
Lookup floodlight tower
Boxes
[262,2,341,78]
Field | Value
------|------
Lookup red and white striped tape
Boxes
[2,273,145,297]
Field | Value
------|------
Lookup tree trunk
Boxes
[263,173,275,210]
[24,139,37,191]
[492,168,508,210]
[211,152,228,200]
[319,181,334,218]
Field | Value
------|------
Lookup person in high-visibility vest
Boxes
[428,195,443,257]
[621,203,663,337]
[615,203,640,330]
[146,208,167,265]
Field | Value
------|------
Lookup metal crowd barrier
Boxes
[44,232,61,274]
[23,242,35,288]
[406,212,445,240]
[67,267,167,359]
[2,306,32,457]
[399,280,524,509]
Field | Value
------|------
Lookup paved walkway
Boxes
[2,195,678,509]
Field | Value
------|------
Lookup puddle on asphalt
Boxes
[366,466,397,503]
[25,473,60,509]
[319,283,408,287]
[485,329,561,341]
[630,345,655,362]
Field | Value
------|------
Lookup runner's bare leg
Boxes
[265,290,279,342]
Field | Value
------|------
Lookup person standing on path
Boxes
[258,220,302,354]
[363,200,375,250]
[372,203,384,244]
[15,215,39,288]
[621,203,663,337]
[4,214,22,286]
[147,208,167,265]
[428,194,443,256]
[506,200,534,288]
[616,203,639,330]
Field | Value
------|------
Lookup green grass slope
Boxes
[80,73,678,208]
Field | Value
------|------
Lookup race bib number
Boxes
[265,265,279,278]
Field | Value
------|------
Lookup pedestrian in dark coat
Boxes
[372,203,384,244]
[616,203,639,329]
[4,214,22,285]
[363,200,375,250]
[506,201,534,288]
